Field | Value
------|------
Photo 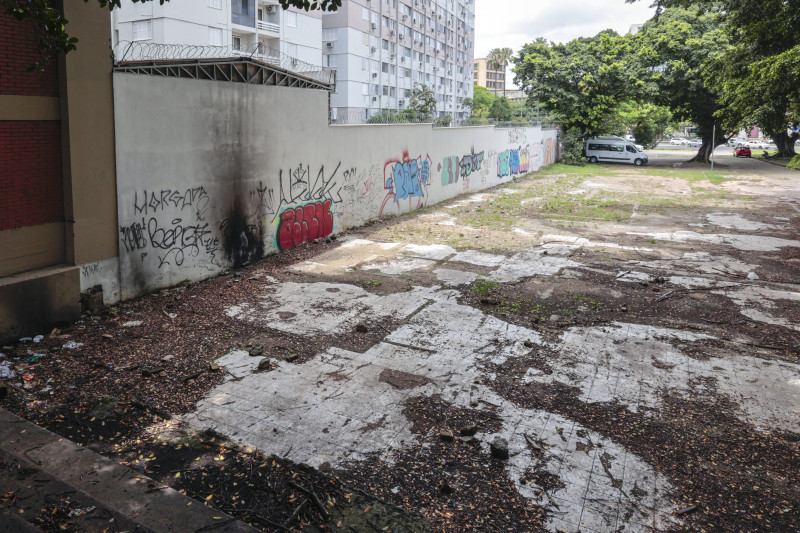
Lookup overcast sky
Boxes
[475,0,657,89]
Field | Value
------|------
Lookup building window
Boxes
[232,35,242,50]
[362,7,369,20]
[285,42,298,56]
[323,29,337,41]
[208,0,221,8]
[209,27,223,46]
[132,20,152,41]
[285,11,297,27]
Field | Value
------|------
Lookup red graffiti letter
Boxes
[322,199,333,237]
[279,210,295,251]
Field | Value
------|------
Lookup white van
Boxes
[585,137,649,166]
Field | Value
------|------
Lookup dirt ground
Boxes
[2,151,799,533]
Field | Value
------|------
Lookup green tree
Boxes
[472,85,495,118]
[488,46,513,97]
[489,96,513,121]
[461,97,473,115]
[631,7,729,162]
[630,0,800,157]
[618,101,674,148]
[513,31,635,138]
[409,84,437,121]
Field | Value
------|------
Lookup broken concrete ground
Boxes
[2,151,799,532]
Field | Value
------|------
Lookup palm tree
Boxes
[488,47,513,98]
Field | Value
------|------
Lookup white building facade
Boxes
[322,0,475,123]
[111,0,323,68]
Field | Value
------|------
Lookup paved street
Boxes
[3,152,799,532]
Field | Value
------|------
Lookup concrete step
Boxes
[0,408,259,533]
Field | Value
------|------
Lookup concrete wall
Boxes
[113,73,558,300]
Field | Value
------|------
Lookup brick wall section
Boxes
[0,10,59,96]
[0,121,63,231]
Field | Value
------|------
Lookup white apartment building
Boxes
[111,0,323,68]
[322,0,475,123]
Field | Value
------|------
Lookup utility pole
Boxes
[711,124,716,171]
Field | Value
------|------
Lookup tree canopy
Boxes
[513,31,635,138]
[630,0,800,156]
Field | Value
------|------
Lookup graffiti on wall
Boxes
[121,187,220,268]
[440,149,485,188]
[380,152,432,216]
[245,163,345,223]
[336,165,384,226]
[497,146,530,178]
[277,200,334,251]
[133,187,210,220]
[544,138,558,165]
[508,128,527,144]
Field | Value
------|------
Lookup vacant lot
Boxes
[2,150,799,532]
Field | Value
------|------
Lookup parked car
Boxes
[727,137,746,147]
[669,137,686,145]
[585,137,649,166]
[747,140,770,149]
[734,145,752,158]
[687,139,702,147]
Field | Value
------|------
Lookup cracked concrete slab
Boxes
[705,212,781,231]
[538,323,800,432]
[627,230,800,251]
[189,288,681,533]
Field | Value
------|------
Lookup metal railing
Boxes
[113,41,335,86]
[257,20,280,33]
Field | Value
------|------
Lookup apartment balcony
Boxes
[257,19,280,37]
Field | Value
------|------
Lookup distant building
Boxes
[473,56,506,94]
[111,0,323,68]
[628,23,643,35]
[323,0,476,123]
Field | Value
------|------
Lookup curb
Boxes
[0,408,259,533]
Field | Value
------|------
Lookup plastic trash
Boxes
[19,337,33,343]
[33,335,44,343]
[0,361,15,379]
[68,506,95,518]
[746,272,759,280]
[62,341,84,350]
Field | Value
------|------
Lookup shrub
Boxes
[560,128,586,166]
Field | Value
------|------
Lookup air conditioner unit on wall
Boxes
[266,5,276,13]
[326,42,333,48]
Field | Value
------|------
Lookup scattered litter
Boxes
[62,341,84,350]
[68,506,96,518]
[26,354,44,363]
[747,272,759,281]
[19,337,33,343]
[22,375,34,381]
[0,361,15,379]
[391,486,400,494]
[33,335,43,343]
[122,321,143,327]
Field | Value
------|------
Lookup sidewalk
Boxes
[0,408,257,533]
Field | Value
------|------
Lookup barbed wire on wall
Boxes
[113,41,335,86]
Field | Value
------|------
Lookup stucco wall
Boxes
[113,73,558,300]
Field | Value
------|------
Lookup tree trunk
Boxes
[773,131,798,158]
[687,134,723,163]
